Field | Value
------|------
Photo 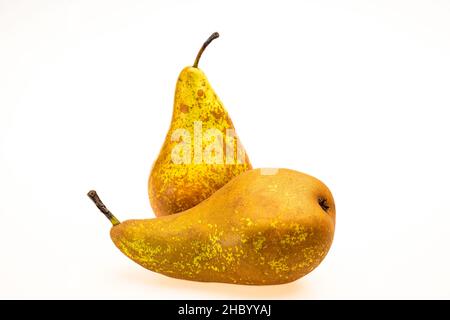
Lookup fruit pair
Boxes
[89,33,335,285]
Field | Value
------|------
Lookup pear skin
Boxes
[91,169,336,285]
[149,33,251,217]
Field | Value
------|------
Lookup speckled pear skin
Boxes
[113,169,335,285]
[149,66,252,217]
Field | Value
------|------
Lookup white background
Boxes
[1,0,450,299]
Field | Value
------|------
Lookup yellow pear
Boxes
[149,32,252,217]
[89,168,335,285]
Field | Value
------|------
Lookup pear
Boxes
[149,32,252,217]
[89,168,335,285]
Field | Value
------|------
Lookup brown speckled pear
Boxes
[88,169,336,285]
[149,32,251,217]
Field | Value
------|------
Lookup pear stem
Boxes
[87,190,120,226]
[193,32,220,68]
